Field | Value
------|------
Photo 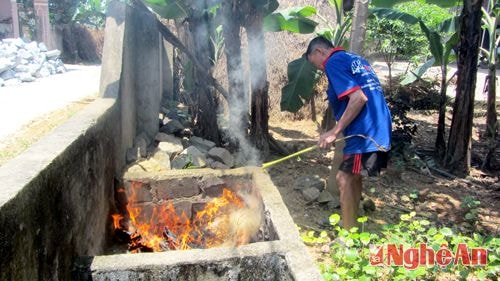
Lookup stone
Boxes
[158,139,184,159]
[208,147,234,167]
[160,119,184,135]
[124,181,153,203]
[171,146,206,169]
[152,150,171,170]
[317,190,335,203]
[25,41,39,52]
[201,177,225,197]
[37,67,51,78]
[173,200,192,219]
[209,161,230,169]
[14,64,29,73]
[327,198,341,209]
[0,58,12,73]
[38,42,48,52]
[362,198,376,213]
[401,195,411,203]
[45,49,61,59]
[189,136,216,153]
[0,69,15,80]
[294,175,325,191]
[56,66,66,73]
[18,73,35,82]
[302,187,320,202]
[152,178,201,199]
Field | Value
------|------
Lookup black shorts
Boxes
[339,151,388,176]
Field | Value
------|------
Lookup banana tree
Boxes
[370,7,459,159]
[278,0,352,113]
[480,0,499,169]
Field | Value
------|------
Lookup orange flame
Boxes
[113,183,251,252]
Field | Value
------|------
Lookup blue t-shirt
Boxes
[324,48,392,154]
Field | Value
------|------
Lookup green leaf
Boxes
[401,57,436,85]
[419,20,444,65]
[329,213,341,226]
[263,7,318,34]
[145,0,189,19]
[357,216,368,223]
[440,227,453,237]
[369,7,420,25]
[280,56,319,112]
[345,248,358,262]
[371,0,460,8]
[320,231,329,238]
[438,16,459,33]
[360,232,371,245]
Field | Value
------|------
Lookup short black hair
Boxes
[305,36,334,57]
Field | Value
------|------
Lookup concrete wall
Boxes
[0,1,174,280]
[0,99,119,281]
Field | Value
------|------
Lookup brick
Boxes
[173,200,192,219]
[124,180,153,203]
[201,176,225,197]
[152,178,201,200]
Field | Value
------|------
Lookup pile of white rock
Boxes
[0,38,66,87]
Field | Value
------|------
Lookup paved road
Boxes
[0,64,101,142]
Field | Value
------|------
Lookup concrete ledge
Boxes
[0,98,120,281]
[93,167,322,281]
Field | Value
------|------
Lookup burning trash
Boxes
[112,184,264,253]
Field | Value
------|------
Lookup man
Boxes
[306,36,392,230]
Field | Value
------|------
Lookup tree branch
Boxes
[132,0,229,101]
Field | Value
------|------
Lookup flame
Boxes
[112,183,255,252]
[112,214,123,229]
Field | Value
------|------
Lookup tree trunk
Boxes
[485,65,497,138]
[349,0,369,55]
[483,65,498,169]
[444,0,482,176]
[189,3,220,144]
[222,0,247,134]
[246,11,270,155]
[435,65,448,160]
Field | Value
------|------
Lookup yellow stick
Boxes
[262,145,318,169]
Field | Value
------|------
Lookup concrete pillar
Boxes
[10,0,19,37]
[33,0,50,44]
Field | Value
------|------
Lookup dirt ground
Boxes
[266,112,499,265]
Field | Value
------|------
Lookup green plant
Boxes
[72,0,107,28]
[279,0,351,113]
[461,196,481,223]
[302,212,499,280]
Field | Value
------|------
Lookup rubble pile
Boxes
[0,38,66,87]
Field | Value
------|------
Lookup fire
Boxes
[112,184,261,252]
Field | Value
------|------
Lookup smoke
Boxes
[219,7,262,167]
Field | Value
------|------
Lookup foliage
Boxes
[461,196,481,223]
[72,0,107,28]
[302,213,499,280]
[280,56,321,112]
[48,0,80,25]
[280,0,351,113]
[263,6,318,34]
[369,6,458,86]
[371,0,461,8]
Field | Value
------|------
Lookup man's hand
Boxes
[319,130,337,149]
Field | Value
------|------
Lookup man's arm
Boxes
[319,89,368,148]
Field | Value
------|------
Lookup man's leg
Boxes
[336,170,363,230]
